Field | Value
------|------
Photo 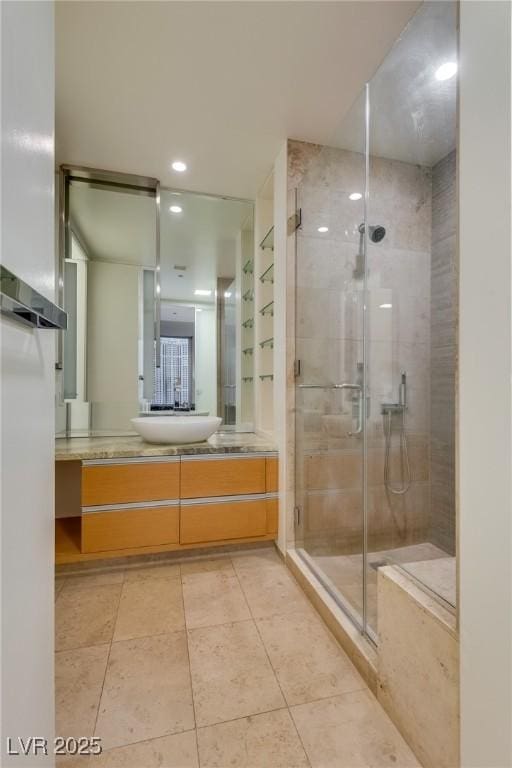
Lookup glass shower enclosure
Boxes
[294,1,458,642]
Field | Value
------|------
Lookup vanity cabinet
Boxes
[82,504,180,553]
[82,458,180,506]
[180,456,266,498]
[56,452,278,563]
[180,499,267,544]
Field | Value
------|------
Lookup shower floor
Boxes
[309,542,455,634]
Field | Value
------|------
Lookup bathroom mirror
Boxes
[159,189,254,428]
[57,167,254,437]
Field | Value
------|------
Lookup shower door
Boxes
[294,1,458,641]
[293,89,369,631]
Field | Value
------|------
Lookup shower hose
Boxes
[384,406,411,495]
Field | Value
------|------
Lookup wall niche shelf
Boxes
[259,226,274,251]
[259,263,274,284]
[254,170,274,438]
[259,300,274,317]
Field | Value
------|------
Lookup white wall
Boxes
[1,1,56,764]
[459,2,512,766]
[86,261,139,431]
[194,307,216,416]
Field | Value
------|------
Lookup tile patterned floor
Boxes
[55,548,420,767]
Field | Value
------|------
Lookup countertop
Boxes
[55,432,277,461]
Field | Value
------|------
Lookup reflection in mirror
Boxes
[60,170,158,436]
[158,190,254,430]
[58,170,254,436]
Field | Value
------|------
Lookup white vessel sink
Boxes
[131,415,222,444]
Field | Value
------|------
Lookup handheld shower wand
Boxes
[382,371,411,496]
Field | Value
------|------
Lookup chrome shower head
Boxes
[358,222,386,243]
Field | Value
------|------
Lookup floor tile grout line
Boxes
[232,555,367,764]
[180,565,201,768]
[91,584,123,741]
[111,574,186,643]
[195,703,297,732]
[250,613,312,766]
[236,564,312,766]
[55,552,372,766]
[287,705,313,767]
[232,563,289,704]
[80,726,199,759]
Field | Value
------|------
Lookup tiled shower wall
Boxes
[290,139,432,552]
[429,150,457,554]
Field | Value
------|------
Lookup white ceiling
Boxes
[56,1,420,200]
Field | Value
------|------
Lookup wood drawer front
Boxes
[82,505,179,553]
[180,500,267,544]
[180,457,266,499]
[265,458,278,493]
[266,498,278,535]
[81,461,180,506]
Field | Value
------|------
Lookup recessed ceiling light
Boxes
[224,292,232,298]
[435,61,457,81]
[194,289,211,296]
[379,303,392,309]
[349,192,362,201]
[318,226,329,233]
[169,205,182,214]
[171,160,187,172]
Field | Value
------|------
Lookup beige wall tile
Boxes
[377,567,459,768]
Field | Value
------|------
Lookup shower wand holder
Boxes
[381,402,406,415]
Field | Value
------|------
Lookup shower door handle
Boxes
[347,388,364,437]
[297,383,363,436]
[297,383,361,391]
